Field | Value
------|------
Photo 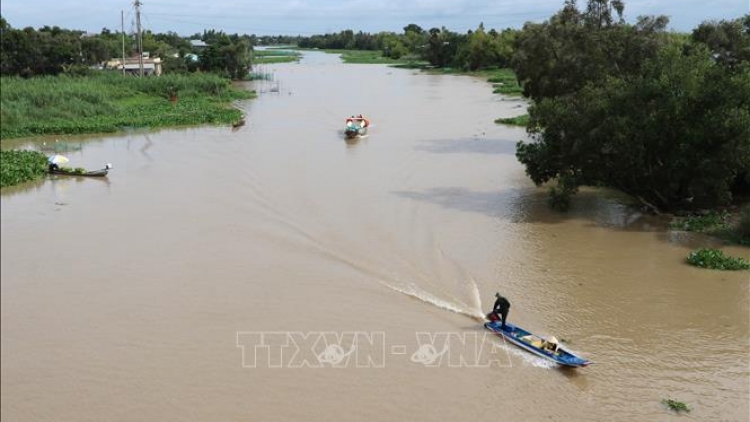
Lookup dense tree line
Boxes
[0,17,251,79]
[513,1,750,212]
[1,16,518,77]
[295,24,515,69]
[0,17,110,76]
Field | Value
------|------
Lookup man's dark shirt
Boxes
[493,296,510,314]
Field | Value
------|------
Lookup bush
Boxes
[686,248,750,270]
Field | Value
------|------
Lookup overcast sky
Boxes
[2,0,748,36]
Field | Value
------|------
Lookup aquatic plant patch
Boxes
[686,248,750,270]
[662,398,690,413]
[0,150,48,187]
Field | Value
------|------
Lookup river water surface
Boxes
[2,51,749,421]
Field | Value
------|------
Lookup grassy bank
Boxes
[487,69,524,96]
[333,50,425,65]
[254,49,302,64]
[303,48,426,65]
[0,73,255,140]
[495,114,529,126]
[0,150,48,187]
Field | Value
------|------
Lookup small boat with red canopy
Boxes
[344,115,370,139]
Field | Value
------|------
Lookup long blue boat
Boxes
[484,320,592,368]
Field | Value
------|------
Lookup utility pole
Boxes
[121,10,126,76]
[135,0,144,77]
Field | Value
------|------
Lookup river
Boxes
[2,50,748,421]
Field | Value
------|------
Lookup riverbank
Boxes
[0,73,255,140]
[253,49,302,64]
[299,47,426,65]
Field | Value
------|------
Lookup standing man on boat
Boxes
[492,293,511,329]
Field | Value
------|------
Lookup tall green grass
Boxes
[1,73,255,140]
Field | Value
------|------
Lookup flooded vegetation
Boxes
[0,73,253,139]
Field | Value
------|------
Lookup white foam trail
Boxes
[489,338,556,369]
[504,344,556,369]
[466,275,484,320]
[379,280,485,320]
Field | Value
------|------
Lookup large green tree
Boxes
[199,31,252,80]
[0,20,137,76]
[514,3,750,211]
[512,1,668,101]
[692,15,750,70]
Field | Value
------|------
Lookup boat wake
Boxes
[244,197,556,368]
[378,278,485,321]
[240,170,488,324]
[494,342,556,369]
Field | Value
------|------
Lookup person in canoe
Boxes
[542,336,560,353]
[488,292,511,329]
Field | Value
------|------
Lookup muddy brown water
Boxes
[2,51,748,421]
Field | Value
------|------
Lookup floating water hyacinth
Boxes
[687,248,750,270]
